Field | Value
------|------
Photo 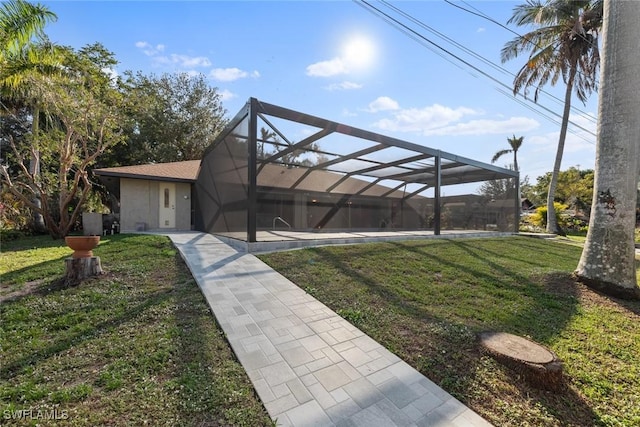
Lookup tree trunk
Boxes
[29,108,46,233]
[65,256,103,285]
[575,0,640,299]
[546,69,576,234]
[479,332,564,391]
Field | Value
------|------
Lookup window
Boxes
[164,188,170,208]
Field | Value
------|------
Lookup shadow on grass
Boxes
[281,238,602,426]
[0,234,130,294]
[171,255,272,426]
[0,287,174,381]
[1,234,68,252]
[1,234,171,302]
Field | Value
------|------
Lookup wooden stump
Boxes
[65,256,103,285]
[479,331,564,391]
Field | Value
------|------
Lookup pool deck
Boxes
[215,229,513,253]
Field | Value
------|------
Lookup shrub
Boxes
[530,202,569,228]
[0,192,30,232]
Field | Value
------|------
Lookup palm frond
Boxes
[0,0,57,56]
[492,149,512,164]
[507,0,547,26]
[503,0,602,103]
[508,135,524,151]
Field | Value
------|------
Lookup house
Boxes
[94,160,429,233]
[95,98,519,240]
[94,160,198,232]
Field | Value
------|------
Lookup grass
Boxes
[259,236,640,427]
[1,234,273,426]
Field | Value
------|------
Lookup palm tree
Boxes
[0,0,58,232]
[575,0,639,299]
[491,134,524,172]
[0,0,59,91]
[258,127,276,159]
[0,0,55,57]
[501,0,603,234]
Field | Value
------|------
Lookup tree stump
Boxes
[479,331,564,391]
[65,256,103,285]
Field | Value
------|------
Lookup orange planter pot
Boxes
[65,236,100,259]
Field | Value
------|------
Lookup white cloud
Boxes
[529,112,597,154]
[210,67,260,82]
[423,117,539,136]
[153,54,211,68]
[367,96,400,113]
[342,108,358,117]
[218,89,236,101]
[307,34,377,78]
[135,41,211,69]
[506,111,597,178]
[370,103,541,137]
[135,41,165,56]
[477,27,486,33]
[306,57,348,77]
[169,54,211,68]
[374,104,478,133]
[325,81,363,91]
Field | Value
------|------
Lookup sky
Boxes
[39,0,600,192]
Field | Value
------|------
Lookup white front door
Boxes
[159,183,176,228]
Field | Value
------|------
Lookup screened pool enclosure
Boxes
[194,98,519,243]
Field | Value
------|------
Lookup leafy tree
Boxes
[478,178,518,201]
[523,167,594,213]
[1,44,125,238]
[501,0,603,234]
[102,72,227,166]
[258,126,331,167]
[1,0,61,232]
[576,0,639,298]
[491,134,523,172]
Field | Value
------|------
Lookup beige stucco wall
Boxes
[120,178,192,231]
[174,182,192,231]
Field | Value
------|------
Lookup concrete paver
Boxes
[167,232,492,427]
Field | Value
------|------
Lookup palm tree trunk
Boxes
[575,0,640,299]
[29,107,46,233]
[546,67,576,234]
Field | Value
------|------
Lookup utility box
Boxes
[82,212,103,236]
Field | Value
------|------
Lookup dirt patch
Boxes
[0,279,46,303]
[0,272,118,304]
[537,272,640,316]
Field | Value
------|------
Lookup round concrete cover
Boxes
[480,332,555,364]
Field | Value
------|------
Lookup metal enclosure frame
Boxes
[195,98,519,242]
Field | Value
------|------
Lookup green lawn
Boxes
[260,237,640,427]
[1,234,273,426]
[2,234,638,426]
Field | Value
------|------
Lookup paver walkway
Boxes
[167,232,492,427]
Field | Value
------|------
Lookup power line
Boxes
[382,0,597,123]
[353,0,596,143]
[446,0,600,92]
